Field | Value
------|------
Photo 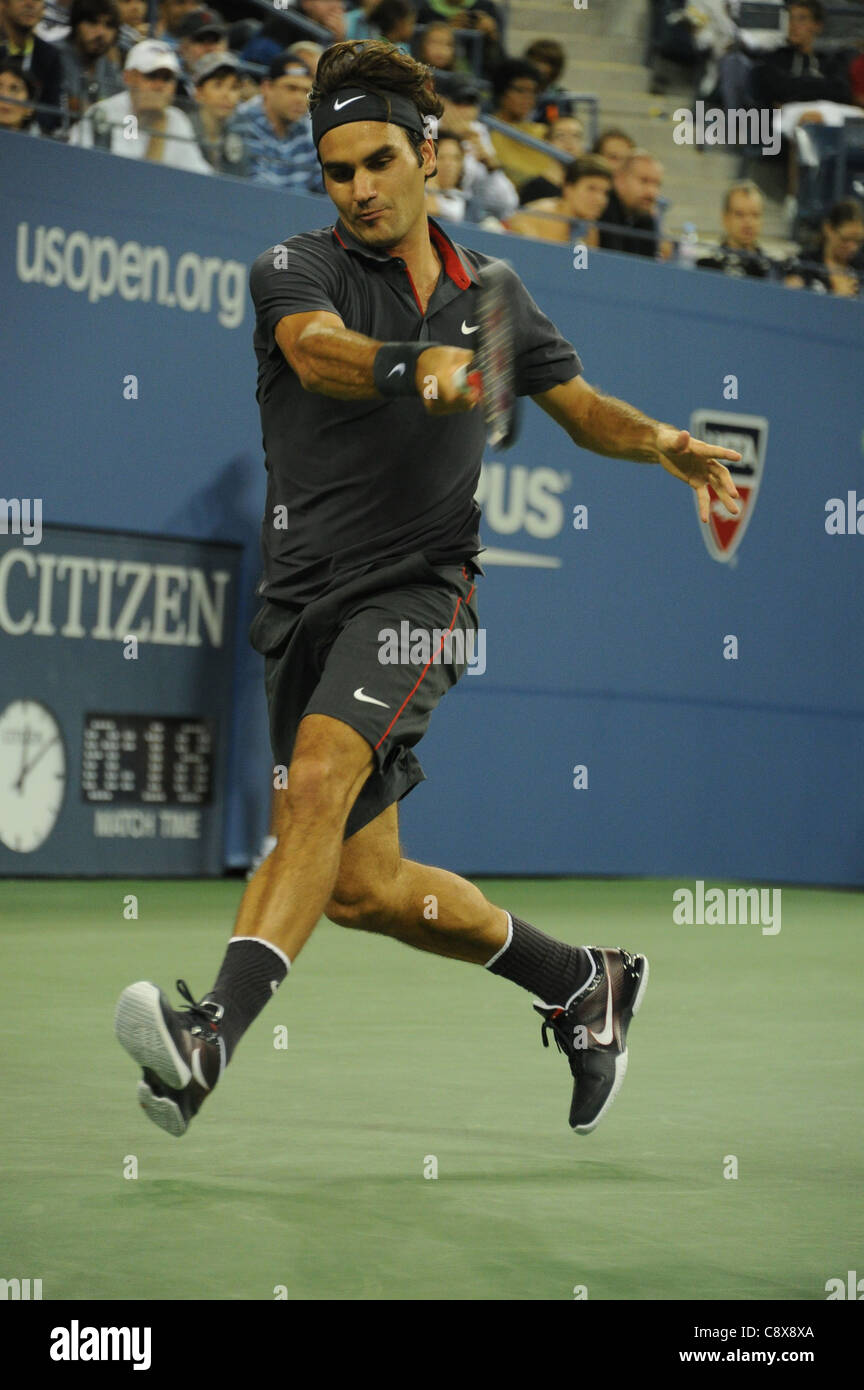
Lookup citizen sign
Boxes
[0,549,230,647]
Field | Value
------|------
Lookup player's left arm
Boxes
[533,375,742,524]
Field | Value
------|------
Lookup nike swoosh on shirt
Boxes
[333,94,366,110]
[587,974,615,1047]
[461,321,480,334]
[354,688,390,707]
[387,363,406,377]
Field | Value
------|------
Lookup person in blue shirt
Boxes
[226,51,322,192]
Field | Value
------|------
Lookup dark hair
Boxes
[563,154,613,187]
[368,0,413,35]
[69,0,120,28]
[267,51,311,82]
[523,38,565,86]
[786,0,824,22]
[824,198,864,228]
[310,39,442,166]
[435,127,463,149]
[491,58,542,103]
[0,59,39,102]
[592,126,635,155]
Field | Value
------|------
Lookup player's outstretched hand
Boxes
[655,425,742,525]
[417,346,482,416]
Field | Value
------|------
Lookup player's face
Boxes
[319,121,434,249]
[566,175,611,222]
[723,191,762,249]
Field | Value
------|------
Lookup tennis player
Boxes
[115,40,741,1139]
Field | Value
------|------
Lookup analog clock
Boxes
[0,700,66,853]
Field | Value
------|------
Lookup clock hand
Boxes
[16,734,60,791]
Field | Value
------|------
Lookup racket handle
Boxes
[452,366,483,397]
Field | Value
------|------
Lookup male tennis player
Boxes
[115,41,741,1139]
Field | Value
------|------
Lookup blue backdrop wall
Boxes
[2,134,863,884]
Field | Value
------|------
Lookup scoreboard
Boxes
[0,525,241,876]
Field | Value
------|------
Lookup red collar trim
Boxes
[429,220,473,289]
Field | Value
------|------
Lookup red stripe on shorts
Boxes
[374,584,476,751]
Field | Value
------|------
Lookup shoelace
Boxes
[176,978,222,1036]
[539,949,639,1052]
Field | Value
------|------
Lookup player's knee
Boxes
[284,752,355,820]
[324,890,392,933]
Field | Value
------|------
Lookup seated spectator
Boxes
[189,47,247,175]
[294,0,346,43]
[523,37,570,123]
[37,0,71,43]
[435,72,518,220]
[113,0,147,57]
[0,55,39,129]
[519,114,585,203]
[850,38,864,109]
[425,129,466,220]
[507,154,612,245]
[345,1,376,43]
[59,0,123,125]
[0,0,65,132]
[240,3,346,69]
[598,149,664,257]
[592,125,635,174]
[177,8,225,75]
[487,57,553,192]
[414,19,465,73]
[70,36,213,172]
[696,181,779,279]
[286,40,323,78]
[154,0,199,51]
[756,1,856,139]
[366,0,414,54]
[226,51,320,192]
[416,0,502,79]
[782,198,864,296]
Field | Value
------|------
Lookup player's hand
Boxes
[654,425,742,524]
[416,345,482,416]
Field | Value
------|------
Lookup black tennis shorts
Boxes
[249,551,482,840]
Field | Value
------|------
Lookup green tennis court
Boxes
[2,877,861,1301]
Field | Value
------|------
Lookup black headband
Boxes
[311,86,427,150]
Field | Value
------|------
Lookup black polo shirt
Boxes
[248,216,582,606]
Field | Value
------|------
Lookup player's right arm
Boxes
[274,311,480,415]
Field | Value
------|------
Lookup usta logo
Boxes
[476,464,569,538]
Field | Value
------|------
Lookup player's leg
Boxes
[113,712,376,1134]
[325,805,649,1135]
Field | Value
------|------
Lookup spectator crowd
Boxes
[1,0,862,297]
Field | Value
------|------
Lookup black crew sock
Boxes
[202,936,290,1064]
[485,914,594,1007]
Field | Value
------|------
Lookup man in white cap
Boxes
[70,35,212,173]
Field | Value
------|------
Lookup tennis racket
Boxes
[454,260,520,450]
